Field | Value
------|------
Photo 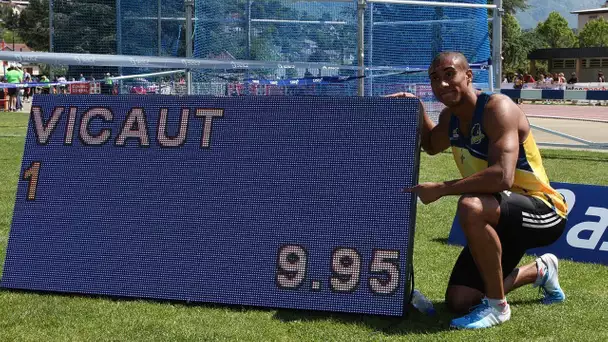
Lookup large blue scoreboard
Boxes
[2,95,421,316]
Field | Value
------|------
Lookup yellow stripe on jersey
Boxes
[451,131,567,218]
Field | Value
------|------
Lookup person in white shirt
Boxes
[57,76,67,94]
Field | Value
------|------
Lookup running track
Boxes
[522,104,608,122]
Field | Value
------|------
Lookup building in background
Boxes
[572,1,608,29]
[528,1,608,82]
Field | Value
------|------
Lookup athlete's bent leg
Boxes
[457,194,503,299]
[448,194,512,329]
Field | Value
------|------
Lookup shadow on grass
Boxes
[1,288,456,334]
[431,237,450,245]
[272,301,455,334]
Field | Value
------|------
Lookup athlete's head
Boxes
[428,52,473,107]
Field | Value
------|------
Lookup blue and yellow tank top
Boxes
[449,93,567,218]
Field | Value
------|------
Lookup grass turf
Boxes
[0,111,607,341]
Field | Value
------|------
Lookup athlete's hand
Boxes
[402,182,444,204]
[384,92,417,98]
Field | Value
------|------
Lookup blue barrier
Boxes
[501,89,608,101]
[448,182,608,266]
[0,81,88,89]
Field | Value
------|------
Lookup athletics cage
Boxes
[27,0,502,107]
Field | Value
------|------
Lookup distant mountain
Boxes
[289,0,605,30]
[515,0,606,29]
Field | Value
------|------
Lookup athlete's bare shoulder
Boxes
[481,93,528,142]
[485,93,523,116]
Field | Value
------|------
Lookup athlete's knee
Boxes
[458,195,484,224]
[445,286,483,314]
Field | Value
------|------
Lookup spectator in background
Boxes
[513,74,524,89]
[552,73,559,84]
[553,73,566,104]
[598,71,607,105]
[15,63,24,111]
[57,75,67,94]
[5,64,22,111]
[536,73,545,85]
[23,67,31,85]
[51,76,58,94]
[523,73,535,84]
[513,74,524,104]
[567,72,578,84]
[23,74,32,103]
[102,72,114,95]
[40,75,51,94]
[79,74,86,82]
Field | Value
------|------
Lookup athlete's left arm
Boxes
[404,96,519,204]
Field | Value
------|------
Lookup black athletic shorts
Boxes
[7,88,17,96]
[448,191,566,293]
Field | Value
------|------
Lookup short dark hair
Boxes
[430,51,470,72]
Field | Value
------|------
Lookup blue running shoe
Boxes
[450,298,511,329]
[534,253,566,304]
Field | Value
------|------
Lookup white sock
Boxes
[486,297,509,313]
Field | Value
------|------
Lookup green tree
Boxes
[9,0,116,53]
[250,37,281,61]
[52,0,116,54]
[536,11,577,48]
[520,28,546,52]
[0,6,22,44]
[578,17,608,47]
[14,0,50,51]
[501,13,527,75]
[0,10,24,47]
[521,28,548,73]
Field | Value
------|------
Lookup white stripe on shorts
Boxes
[522,212,559,225]
[522,211,558,219]
[522,214,563,229]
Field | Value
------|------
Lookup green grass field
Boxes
[1,111,607,341]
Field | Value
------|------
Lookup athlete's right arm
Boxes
[421,107,451,155]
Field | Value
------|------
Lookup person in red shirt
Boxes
[523,73,535,83]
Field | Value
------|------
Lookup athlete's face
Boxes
[428,56,472,107]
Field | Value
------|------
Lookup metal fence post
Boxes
[185,0,193,95]
[492,0,503,90]
[357,0,366,96]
